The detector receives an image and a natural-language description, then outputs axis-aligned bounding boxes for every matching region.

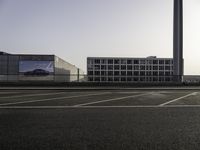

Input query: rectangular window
[94,65,100,70]
[165,60,171,64]
[121,65,126,70]
[159,72,164,76]
[108,65,113,70]
[121,59,127,64]
[140,60,145,64]
[114,71,120,76]
[108,71,113,76]
[140,71,145,76]
[140,77,145,82]
[114,65,120,70]
[147,60,152,64]
[95,71,100,75]
[114,59,120,64]
[153,77,158,81]
[153,60,158,64]
[94,77,100,81]
[146,71,152,76]
[146,65,152,70]
[127,65,132,70]
[101,71,106,76]
[127,71,132,76]
[121,71,126,76]
[87,64,93,70]
[88,59,94,64]
[165,66,170,70]
[159,77,165,82]
[127,77,132,81]
[127,60,132,64]
[121,77,126,82]
[108,77,113,81]
[101,65,106,70]
[101,59,107,64]
[153,66,158,70]
[140,65,145,70]
[88,71,93,75]
[159,60,164,64]
[159,66,164,70]
[108,59,113,64]
[134,71,139,76]
[88,77,93,81]
[165,72,170,76]
[133,60,139,64]
[134,66,139,70]
[94,59,100,64]
[153,71,158,76]
[114,77,120,82]
[101,77,107,82]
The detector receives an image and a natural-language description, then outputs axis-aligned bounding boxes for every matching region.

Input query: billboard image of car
[19,61,54,76]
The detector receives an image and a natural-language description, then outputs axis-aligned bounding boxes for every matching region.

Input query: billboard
[19,61,54,76]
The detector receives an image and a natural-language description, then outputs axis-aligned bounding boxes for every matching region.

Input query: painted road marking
[0,92,110,106]
[74,93,151,107]
[0,105,158,109]
[0,92,24,94]
[0,92,70,99]
[2,104,200,109]
[159,92,198,106]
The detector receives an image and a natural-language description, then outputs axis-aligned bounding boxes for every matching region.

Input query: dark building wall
[0,52,84,82]
[0,55,8,81]
[8,55,19,81]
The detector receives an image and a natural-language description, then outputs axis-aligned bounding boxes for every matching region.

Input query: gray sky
[0,0,200,74]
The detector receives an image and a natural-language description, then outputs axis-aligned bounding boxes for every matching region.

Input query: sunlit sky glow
[0,0,200,74]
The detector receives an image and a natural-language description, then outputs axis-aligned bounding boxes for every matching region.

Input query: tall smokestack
[173,0,183,82]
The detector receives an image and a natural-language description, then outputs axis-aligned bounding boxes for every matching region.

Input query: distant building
[0,51,84,82]
[87,57,173,82]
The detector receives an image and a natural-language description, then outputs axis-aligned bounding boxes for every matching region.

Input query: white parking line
[0,92,69,99]
[0,105,157,109]
[0,92,24,94]
[74,93,151,107]
[159,92,198,106]
[0,92,110,106]
[2,104,200,109]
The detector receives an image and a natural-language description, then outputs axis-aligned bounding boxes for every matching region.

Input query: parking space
[167,92,200,105]
[0,91,108,106]
[89,92,191,106]
[8,92,132,106]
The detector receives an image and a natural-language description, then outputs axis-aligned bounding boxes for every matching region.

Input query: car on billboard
[24,69,50,76]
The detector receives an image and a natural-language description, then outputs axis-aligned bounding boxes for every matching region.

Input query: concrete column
[173,0,183,82]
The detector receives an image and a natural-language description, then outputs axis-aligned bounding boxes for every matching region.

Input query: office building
[0,51,84,82]
[87,56,173,82]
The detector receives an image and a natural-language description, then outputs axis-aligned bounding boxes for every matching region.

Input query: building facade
[0,51,84,82]
[87,57,173,82]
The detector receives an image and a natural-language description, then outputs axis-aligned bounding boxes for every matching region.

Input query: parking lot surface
[1,89,200,150]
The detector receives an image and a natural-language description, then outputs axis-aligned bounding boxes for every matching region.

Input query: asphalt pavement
[1,89,200,150]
